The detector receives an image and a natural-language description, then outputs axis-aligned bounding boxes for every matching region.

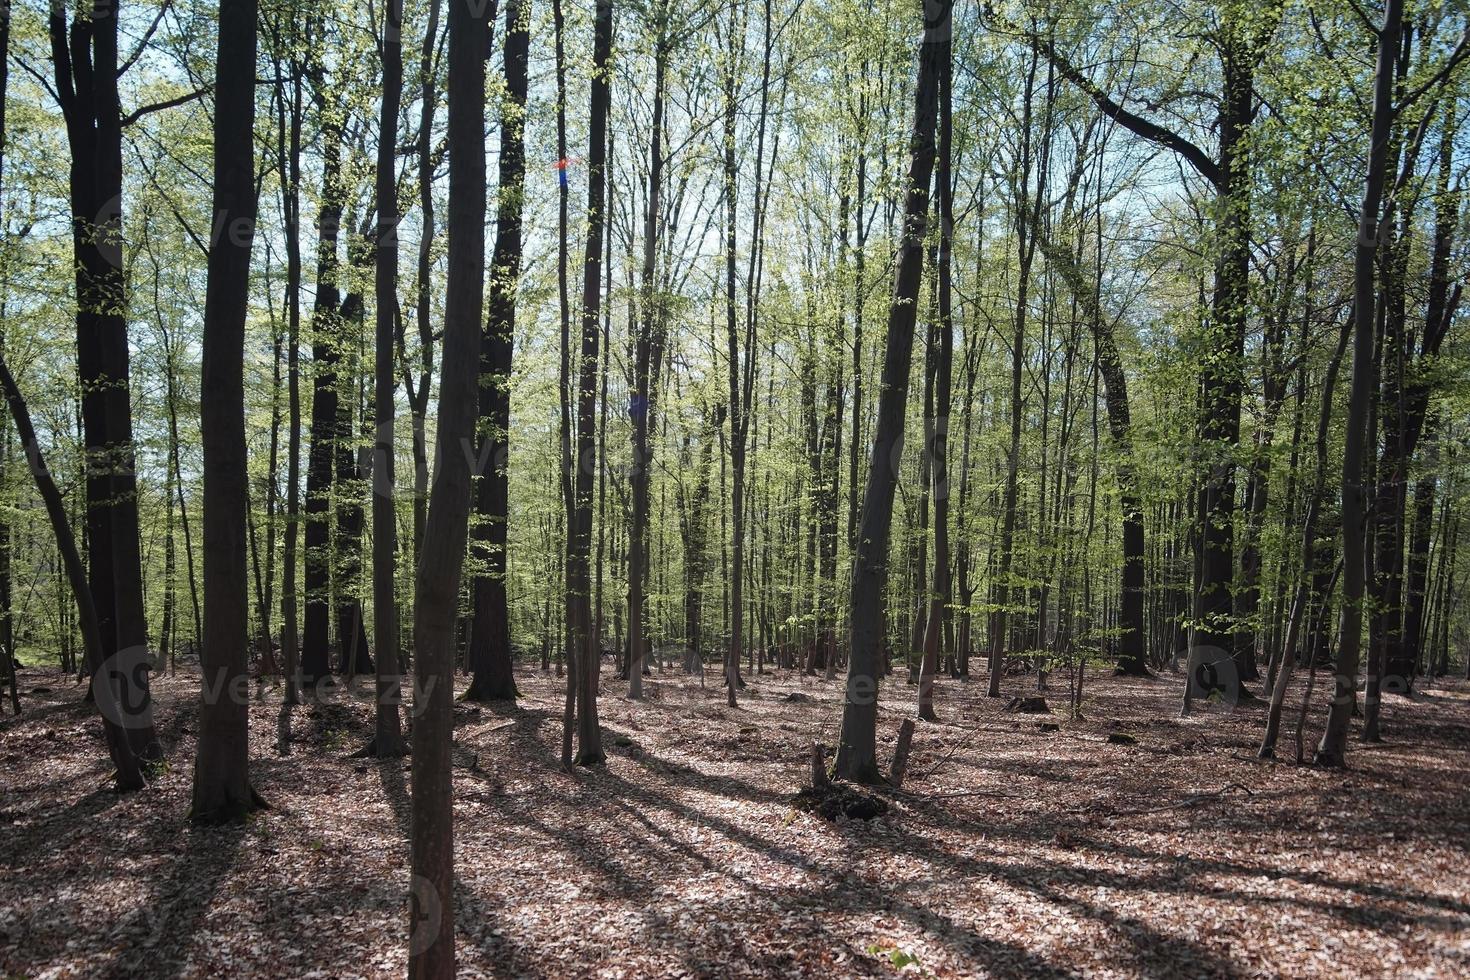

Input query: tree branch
[120,86,209,128]
[1016,27,1222,187]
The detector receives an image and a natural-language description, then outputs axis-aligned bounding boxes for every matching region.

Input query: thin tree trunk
[191,0,265,822]
[568,0,612,766]
[835,0,947,784]
[276,38,305,706]
[1316,0,1403,768]
[369,0,407,757]
[1261,317,1351,758]
[407,0,488,968]
[918,38,953,723]
[552,0,579,766]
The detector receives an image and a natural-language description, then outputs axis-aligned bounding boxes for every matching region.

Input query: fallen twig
[1107,782,1254,817]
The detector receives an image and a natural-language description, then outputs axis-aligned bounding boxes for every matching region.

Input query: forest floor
[1,659,1468,978]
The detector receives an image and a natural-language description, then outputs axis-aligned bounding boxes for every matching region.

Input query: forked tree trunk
[50,0,160,763]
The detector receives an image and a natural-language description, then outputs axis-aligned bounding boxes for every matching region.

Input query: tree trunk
[273,40,306,705]
[408,0,489,968]
[466,0,527,704]
[552,0,578,767]
[918,38,953,723]
[334,259,373,679]
[1316,0,1403,768]
[300,99,343,688]
[568,0,612,766]
[191,0,265,822]
[835,0,947,784]
[49,0,160,763]
[369,0,407,757]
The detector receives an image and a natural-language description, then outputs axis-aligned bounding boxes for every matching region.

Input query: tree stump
[890,719,916,788]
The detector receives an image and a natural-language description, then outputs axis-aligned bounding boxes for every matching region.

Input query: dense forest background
[3,0,1467,715]
[2,0,1470,972]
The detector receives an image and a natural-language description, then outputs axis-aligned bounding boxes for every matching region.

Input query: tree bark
[466,0,526,704]
[49,0,160,763]
[918,36,953,723]
[191,0,265,822]
[1316,0,1403,768]
[369,0,408,757]
[300,97,343,688]
[408,0,489,968]
[835,0,947,784]
[568,0,612,766]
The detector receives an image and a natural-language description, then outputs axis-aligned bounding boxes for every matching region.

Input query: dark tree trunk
[0,3,13,715]
[408,0,489,969]
[466,0,526,704]
[335,261,373,679]
[918,37,953,723]
[835,0,947,784]
[50,0,159,762]
[1316,0,1403,768]
[369,0,407,757]
[191,0,266,822]
[551,0,578,767]
[300,106,343,688]
[568,0,612,766]
[272,40,306,705]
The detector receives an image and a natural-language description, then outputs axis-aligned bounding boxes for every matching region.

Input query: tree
[1018,4,1279,705]
[49,0,160,762]
[191,0,266,823]
[917,13,954,722]
[568,0,613,766]
[467,0,527,704]
[300,68,346,688]
[408,0,489,969]
[368,0,408,757]
[1316,0,1404,769]
[835,0,948,784]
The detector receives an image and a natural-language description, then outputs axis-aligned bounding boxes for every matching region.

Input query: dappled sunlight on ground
[2,661,1468,977]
